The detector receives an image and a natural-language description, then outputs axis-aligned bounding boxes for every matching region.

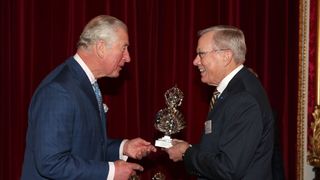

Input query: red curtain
[0,0,299,179]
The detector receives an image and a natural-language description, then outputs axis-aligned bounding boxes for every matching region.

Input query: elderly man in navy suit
[21,15,156,180]
[165,26,274,179]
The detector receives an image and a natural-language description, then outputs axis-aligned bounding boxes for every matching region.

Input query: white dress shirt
[216,64,244,95]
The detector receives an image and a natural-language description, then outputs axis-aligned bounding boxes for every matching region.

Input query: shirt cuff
[119,139,128,161]
[107,162,115,180]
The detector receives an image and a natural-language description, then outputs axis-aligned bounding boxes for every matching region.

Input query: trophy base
[155,135,172,148]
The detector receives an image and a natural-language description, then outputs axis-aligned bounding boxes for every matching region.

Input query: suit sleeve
[183,94,264,179]
[30,83,108,179]
[105,139,122,161]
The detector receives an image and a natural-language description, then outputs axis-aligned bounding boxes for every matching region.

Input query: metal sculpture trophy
[154,86,185,148]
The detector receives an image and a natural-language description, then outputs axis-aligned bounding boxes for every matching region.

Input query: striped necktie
[209,90,220,111]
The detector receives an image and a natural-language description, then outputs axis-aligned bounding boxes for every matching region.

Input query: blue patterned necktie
[92,81,107,137]
[92,81,104,118]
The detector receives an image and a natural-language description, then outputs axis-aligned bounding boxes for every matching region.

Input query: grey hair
[198,25,247,63]
[77,15,127,49]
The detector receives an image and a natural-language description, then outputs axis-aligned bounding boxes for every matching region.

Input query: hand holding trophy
[154,86,185,148]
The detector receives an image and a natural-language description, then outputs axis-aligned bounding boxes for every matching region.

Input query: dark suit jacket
[184,67,274,180]
[21,57,122,179]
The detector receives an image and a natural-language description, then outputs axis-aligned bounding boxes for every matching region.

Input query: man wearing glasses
[165,25,274,180]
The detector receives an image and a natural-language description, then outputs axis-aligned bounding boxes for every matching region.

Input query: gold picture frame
[308,0,320,169]
[299,0,320,179]
[297,0,309,179]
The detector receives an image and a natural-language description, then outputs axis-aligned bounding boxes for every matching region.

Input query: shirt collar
[216,64,244,94]
[74,53,96,84]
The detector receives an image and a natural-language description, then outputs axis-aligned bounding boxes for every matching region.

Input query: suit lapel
[66,59,98,108]
[66,58,106,139]
[209,68,247,114]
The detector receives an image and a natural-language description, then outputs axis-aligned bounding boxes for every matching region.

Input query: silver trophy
[155,86,185,148]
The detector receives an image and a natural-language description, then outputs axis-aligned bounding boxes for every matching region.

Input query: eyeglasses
[196,49,229,59]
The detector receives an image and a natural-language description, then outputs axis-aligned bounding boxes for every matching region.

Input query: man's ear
[223,50,233,66]
[95,40,105,59]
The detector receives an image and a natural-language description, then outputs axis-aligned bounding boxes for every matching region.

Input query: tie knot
[92,81,99,89]
[92,81,101,93]
[92,81,102,102]
[209,90,220,111]
[213,90,220,100]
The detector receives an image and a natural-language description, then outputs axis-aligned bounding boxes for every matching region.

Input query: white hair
[77,15,127,49]
[198,25,247,63]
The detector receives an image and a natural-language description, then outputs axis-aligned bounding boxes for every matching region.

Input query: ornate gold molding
[297,0,309,179]
[308,0,320,168]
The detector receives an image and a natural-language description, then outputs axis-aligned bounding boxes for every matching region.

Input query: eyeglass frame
[196,48,230,59]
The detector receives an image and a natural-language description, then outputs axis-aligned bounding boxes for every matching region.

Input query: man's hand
[124,137,157,159]
[164,139,190,162]
[114,160,143,180]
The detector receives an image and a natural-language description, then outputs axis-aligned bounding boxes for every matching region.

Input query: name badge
[205,120,212,134]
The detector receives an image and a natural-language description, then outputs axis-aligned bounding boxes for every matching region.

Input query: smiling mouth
[198,67,206,73]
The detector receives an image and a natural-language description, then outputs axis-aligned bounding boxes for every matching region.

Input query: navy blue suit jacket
[21,57,122,179]
[184,67,274,180]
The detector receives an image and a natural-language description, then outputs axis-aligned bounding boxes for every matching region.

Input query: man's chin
[200,77,208,84]
[201,78,215,86]
[111,74,120,78]
[106,73,120,78]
